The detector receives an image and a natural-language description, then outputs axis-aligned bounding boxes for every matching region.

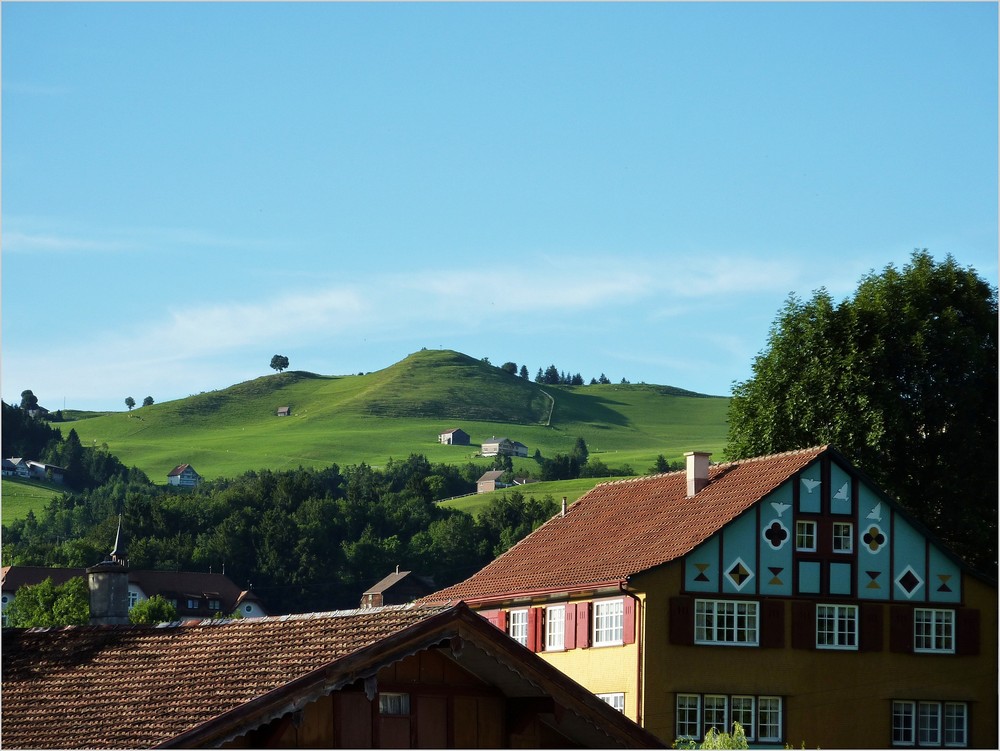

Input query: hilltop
[53,349,730,481]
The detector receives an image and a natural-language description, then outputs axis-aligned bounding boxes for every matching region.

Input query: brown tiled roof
[1,605,444,749]
[426,447,829,603]
[2,603,667,749]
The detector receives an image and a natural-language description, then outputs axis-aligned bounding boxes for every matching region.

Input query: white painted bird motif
[834,482,850,501]
[770,502,791,517]
[801,478,820,494]
[866,502,882,522]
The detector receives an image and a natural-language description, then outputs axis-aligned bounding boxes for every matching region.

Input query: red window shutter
[576,601,592,648]
[889,606,912,653]
[859,602,884,652]
[791,601,815,650]
[479,609,501,629]
[528,607,544,652]
[760,600,785,648]
[956,608,980,656]
[496,609,508,634]
[623,597,637,645]
[564,603,577,650]
[668,597,694,646]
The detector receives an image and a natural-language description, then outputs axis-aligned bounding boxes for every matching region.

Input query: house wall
[222,646,581,748]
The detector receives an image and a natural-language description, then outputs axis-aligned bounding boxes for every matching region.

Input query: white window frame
[695,599,759,646]
[703,695,728,735]
[833,521,854,553]
[508,608,528,646]
[596,692,625,713]
[731,695,755,740]
[796,520,817,551]
[545,605,565,651]
[676,694,701,740]
[758,696,783,743]
[592,598,624,647]
[816,603,858,650]
[919,702,941,746]
[914,608,955,654]
[893,701,916,746]
[892,701,968,748]
[944,703,968,747]
[378,692,410,716]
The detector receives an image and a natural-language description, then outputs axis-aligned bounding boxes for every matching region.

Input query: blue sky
[3,2,997,413]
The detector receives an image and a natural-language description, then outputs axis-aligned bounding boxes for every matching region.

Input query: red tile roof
[426,446,829,603]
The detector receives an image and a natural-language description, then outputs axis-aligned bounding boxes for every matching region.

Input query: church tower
[86,515,130,625]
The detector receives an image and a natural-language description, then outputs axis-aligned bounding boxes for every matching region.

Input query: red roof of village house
[426,446,830,603]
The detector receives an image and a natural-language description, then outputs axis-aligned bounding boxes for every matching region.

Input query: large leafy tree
[270,354,290,372]
[129,595,178,625]
[726,250,997,573]
[5,577,90,628]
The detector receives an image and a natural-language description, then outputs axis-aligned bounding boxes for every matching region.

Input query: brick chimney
[87,516,130,626]
[685,451,712,497]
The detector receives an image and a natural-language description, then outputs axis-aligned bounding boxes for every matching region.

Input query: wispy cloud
[2,221,273,254]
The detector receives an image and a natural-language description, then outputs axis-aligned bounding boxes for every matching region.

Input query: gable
[681,451,966,603]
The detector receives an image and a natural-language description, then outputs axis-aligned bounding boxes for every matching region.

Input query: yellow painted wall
[632,563,997,749]
[531,596,643,723]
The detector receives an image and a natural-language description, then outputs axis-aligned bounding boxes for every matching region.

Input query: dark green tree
[142,396,154,407]
[500,361,518,376]
[5,576,90,627]
[726,250,997,572]
[519,365,529,379]
[129,594,178,625]
[124,396,136,411]
[19,390,39,411]
[270,354,290,372]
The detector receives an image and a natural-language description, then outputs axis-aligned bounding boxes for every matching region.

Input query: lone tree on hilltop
[142,396,154,407]
[270,354,290,373]
[124,396,136,411]
[19,390,39,411]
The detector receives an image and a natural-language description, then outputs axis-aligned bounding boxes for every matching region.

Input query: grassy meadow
[2,478,66,526]
[36,349,731,487]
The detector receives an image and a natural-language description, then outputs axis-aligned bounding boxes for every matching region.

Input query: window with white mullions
[703,695,728,735]
[817,604,858,650]
[833,521,854,553]
[596,692,625,713]
[919,703,942,746]
[676,694,701,740]
[731,696,755,740]
[914,609,955,653]
[944,703,968,747]
[758,697,782,743]
[695,600,759,645]
[892,701,968,748]
[508,609,528,646]
[796,520,817,551]
[545,605,565,651]
[593,599,624,646]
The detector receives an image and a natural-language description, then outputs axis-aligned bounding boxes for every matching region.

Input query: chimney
[87,515,131,625]
[685,451,712,497]
[561,496,567,516]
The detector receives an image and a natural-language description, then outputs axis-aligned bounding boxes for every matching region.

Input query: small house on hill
[439,428,470,445]
[361,568,436,608]
[477,470,507,494]
[481,437,528,458]
[167,464,202,487]
[276,406,291,417]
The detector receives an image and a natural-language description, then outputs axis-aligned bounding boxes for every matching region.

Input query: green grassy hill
[1,478,66,526]
[51,349,730,483]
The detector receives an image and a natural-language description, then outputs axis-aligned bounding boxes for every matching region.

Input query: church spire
[110,514,127,566]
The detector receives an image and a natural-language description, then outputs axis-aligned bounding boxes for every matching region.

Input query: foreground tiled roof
[427,447,829,602]
[1,605,444,749]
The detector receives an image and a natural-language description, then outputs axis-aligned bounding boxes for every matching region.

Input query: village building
[361,568,436,609]
[438,427,470,445]
[167,463,203,487]
[481,436,529,458]
[1,602,665,749]
[1,565,268,625]
[422,446,997,749]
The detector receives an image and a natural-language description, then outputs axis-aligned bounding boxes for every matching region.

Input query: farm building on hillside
[438,428,470,445]
[422,446,997,749]
[481,437,528,458]
[1,603,666,749]
[276,406,291,417]
[167,464,202,487]
[476,470,508,494]
[2,458,31,478]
